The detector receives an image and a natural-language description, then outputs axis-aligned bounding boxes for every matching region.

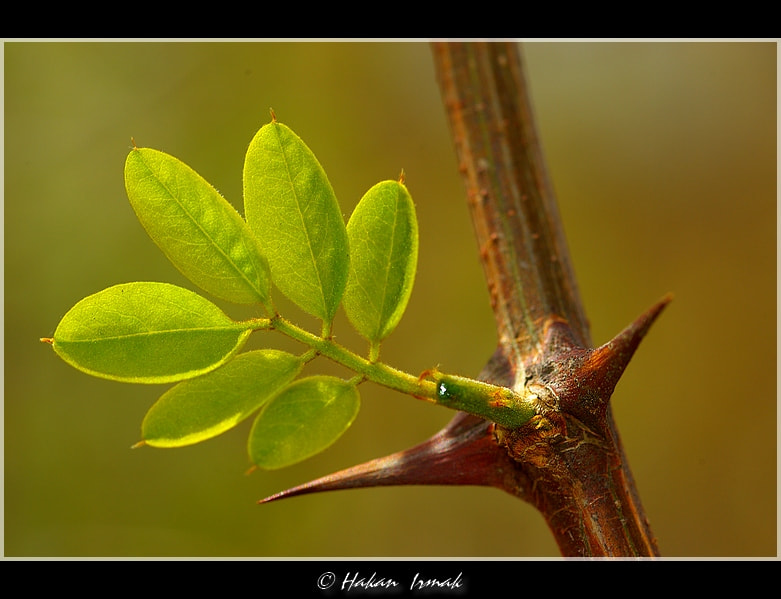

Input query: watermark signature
[316,570,465,594]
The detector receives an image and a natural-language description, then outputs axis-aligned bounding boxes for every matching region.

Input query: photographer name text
[317,570,465,592]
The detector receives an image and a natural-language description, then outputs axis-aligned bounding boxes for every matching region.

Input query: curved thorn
[259,412,514,504]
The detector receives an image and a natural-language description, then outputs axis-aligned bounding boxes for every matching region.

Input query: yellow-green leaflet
[125,147,273,311]
[50,282,259,384]
[248,376,360,469]
[243,121,349,325]
[142,350,304,447]
[343,180,418,346]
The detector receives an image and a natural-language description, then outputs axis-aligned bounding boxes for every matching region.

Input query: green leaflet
[343,180,418,348]
[125,147,273,312]
[243,121,349,325]
[248,376,360,469]
[142,350,304,447]
[50,282,259,384]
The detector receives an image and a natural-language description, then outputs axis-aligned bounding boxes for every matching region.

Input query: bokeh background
[4,41,776,557]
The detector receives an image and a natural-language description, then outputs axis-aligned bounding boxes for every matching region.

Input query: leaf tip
[40,337,54,345]
[398,168,406,185]
[130,137,138,151]
[245,464,259,476]
[131,440,147,449]
[269,107,277,123]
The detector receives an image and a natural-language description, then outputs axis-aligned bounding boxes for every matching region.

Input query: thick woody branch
[432,42,591,368]
[432,41,663,557]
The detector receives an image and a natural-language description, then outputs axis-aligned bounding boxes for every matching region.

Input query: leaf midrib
[58,324,248,344]
[374,192,401,338]
[274,126,328,318]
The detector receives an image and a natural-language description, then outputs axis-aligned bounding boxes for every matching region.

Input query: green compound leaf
[248,376,360,470]
[343,180,418,348]
[243,121,349,325]
[142,350,304,448]
[125,147,273,312]
[50,282,258,384]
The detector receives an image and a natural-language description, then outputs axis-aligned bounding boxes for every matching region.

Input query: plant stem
[432,41,661,557]
[433,42,590,356]
[271,315,437,398]
[268,315,535,427]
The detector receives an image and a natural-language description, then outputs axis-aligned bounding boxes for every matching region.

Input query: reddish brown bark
[431,41,663,556]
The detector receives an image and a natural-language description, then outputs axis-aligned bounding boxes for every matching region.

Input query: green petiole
[256,315,538,428]
[267,315,438,402]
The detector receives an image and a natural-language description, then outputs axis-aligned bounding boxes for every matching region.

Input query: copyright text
[316,570,465,593]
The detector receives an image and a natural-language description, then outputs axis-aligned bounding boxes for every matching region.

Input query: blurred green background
[4,41,776,557]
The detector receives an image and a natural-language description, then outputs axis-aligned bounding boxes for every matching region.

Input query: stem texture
[432,41,661,557]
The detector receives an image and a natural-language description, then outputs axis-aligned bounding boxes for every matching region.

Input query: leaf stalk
[268,315,535,427]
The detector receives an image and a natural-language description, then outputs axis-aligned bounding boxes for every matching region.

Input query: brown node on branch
[522,293,673,432]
